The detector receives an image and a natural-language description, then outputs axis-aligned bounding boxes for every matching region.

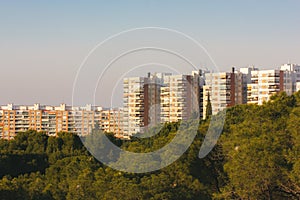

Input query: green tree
[205,92,212,119]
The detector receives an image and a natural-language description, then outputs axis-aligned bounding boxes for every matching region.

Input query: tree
[205,92,212,119]
[0,95,299,200]
[216,92,299,199]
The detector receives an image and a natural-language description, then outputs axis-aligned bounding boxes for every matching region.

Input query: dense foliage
[0,92,299,199]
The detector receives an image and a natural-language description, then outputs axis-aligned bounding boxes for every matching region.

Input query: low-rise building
[0,104,124,140]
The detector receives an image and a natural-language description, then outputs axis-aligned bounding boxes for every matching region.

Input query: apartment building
[247,69,284,105]
[144,73,165,129]
[123,73,169,136]
[160,72,202,123]
[203,68,247,118]
[4,65,300,139]
[123,76,146,136]
[240,66,259,83]
[99,108,124,138]
[122,71,203,136]
[0,104,124,140]
[280,63,300,95]
[67,104,98,136]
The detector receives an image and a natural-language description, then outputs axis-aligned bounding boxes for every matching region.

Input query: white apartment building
[123,71,203,136]
[247,69,284,105]
[240,66,259,83]
[123,76,146,136]
[123,73,168,136]
[160,72,201,123]
[280,63,300,95]
[203,68,247,118]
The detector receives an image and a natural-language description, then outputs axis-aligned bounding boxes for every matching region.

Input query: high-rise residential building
[236,71,248,105]
[282,70,294,96]
[239,66,259,83]
[160,72,202,123]
[195,70,206,119]
[280,63,300,81]
[0,104,124,140]
[123,76,145,136]
[144,73,165,129]
[280,63,300,95]
[239,66,259,104]
[247,69,284,105]
[123,73,167,136]
[203,68,247,118]
[123,71,203,135]
[5,65,300,140]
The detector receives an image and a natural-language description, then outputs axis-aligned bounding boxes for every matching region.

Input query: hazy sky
[0,1,299,106]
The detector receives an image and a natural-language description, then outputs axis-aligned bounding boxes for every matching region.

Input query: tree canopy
[0,91,299,199]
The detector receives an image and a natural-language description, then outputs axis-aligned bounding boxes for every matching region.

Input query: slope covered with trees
[0,92,299,199]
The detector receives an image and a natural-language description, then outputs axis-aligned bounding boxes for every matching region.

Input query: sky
[0,1,299,106]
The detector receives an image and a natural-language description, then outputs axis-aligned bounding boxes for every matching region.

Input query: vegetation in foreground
[0,92,299,199]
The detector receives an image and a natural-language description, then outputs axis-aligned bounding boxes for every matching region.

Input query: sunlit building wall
[203,68,247,118]
[0,104,124,139]
[247,70,284,105]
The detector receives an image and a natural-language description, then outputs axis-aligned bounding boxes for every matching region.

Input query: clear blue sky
[0,1,299,106]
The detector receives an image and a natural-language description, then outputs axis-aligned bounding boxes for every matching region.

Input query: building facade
[3,64,300,139]
[123,71,203,135]
[247,69,284,105]
[99,108,124,138]
[123,76,146,136]
[0,104,124,140]
[203,68,247,118]
[160,72,201,123]
[122,73,167,136]
[280,63,300,95]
